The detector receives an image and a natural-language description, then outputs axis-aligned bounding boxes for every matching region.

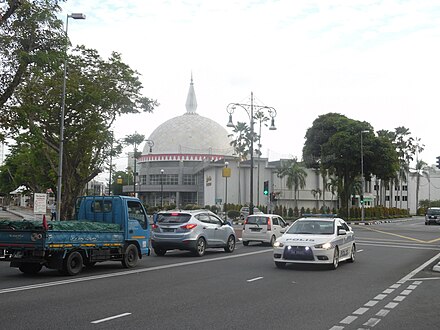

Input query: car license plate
[162,228,175,232]
[251,227,261,232]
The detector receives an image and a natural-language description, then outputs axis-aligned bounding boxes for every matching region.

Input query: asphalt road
[1,216,439,330]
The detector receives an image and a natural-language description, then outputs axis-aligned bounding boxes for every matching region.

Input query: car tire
[348,244,356,263]
[269,235,276,246]
[330,247,339,270]
[242,240,249,246]
[224,235,235,253]
[122,244,139,268]
[275,261,286,269]
[63,251,84,276]
[154,248,167,256]
[193,237,206,257]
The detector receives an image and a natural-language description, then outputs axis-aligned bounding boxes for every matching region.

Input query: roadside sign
[34,193,47,215]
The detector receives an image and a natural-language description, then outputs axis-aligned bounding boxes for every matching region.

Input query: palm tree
[276,158,307,209]
[414,159,427,211]
[326,176,338,208]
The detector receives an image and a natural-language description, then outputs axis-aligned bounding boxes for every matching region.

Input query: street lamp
[160,169,164,208]
[360,130,369,221]
[226,92,277,216]
[56,12,86,221]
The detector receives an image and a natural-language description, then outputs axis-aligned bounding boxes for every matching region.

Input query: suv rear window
[246,216,268,225]
[157,213,191,224]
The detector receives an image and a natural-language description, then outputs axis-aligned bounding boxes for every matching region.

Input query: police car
[273,215,355,269]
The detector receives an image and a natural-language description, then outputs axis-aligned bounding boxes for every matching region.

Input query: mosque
[123,76,440,215]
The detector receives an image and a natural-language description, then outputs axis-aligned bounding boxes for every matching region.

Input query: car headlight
[273,241,284,248]
[314,242,332,249]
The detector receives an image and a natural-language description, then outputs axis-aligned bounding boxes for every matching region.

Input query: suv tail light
[180,224,197,230]
[267,218,272,231]
[243,217,248,229]
[152,223,159,230]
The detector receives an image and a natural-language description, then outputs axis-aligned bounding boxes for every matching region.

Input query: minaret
[185,73,197,114]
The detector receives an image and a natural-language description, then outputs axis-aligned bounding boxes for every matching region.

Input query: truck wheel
[122,244,139,268]
[63,251,84,276]
[19,263,42,275]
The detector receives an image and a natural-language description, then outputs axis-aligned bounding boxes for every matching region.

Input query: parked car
[242,214,288,246]
[239,206,263,220]
[151,209,236,257]
[425,207,440,225]
[273,214,355,270]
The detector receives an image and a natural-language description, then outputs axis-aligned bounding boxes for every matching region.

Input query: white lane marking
[394,296,406,302]
[91,312,131,324]
[406,285,417,290]
[358,242,440,251]
[390,284,401,289]
[353,307,369,315]
[357,249,364,252]
[400,289,412,295]
[364,300,378,307]
[413,280,422,285]
[374,294,387,300]
[247,276,263,282]
[340,316,357,324]
[383,289,394,294]
[363,318,381,327]
[0,249,273,295]
[397,252,440,283]
[376,309,390,317]
[329,326,344,330]
[411,277,440,281]
[385,302,398,309]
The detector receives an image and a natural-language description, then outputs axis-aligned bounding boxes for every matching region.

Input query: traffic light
[360,195,364,205]
[437,156,440,169]
[263,180,269,195]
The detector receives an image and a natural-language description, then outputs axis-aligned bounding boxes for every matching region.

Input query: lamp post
[360,130,369,222]
[56,13,86,221]
[226,92,277,216]
[160,169,164,208]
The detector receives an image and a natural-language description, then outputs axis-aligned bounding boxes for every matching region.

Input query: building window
[183,174,197,185]
[385,185,390,190]
[402,185,407,191]
[385,196,390,201]
[402,196,408,201]
[181,192,197,205]
[395,196,400,201]
[395,186,400,191]
[374,184,379,191]
[149,174,178,185]
[140,175,147,185]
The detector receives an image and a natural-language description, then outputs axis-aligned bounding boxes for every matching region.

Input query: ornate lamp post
[223,161,231,221]
[56,13,86,221]
[226,92,277,216]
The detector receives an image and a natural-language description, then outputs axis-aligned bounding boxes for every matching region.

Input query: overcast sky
[60,0,440,174]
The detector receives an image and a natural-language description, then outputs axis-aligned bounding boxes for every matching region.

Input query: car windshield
[246,216,268,225]
[427,209,440,215]
[157,213,191,224]
[286,220,334,235]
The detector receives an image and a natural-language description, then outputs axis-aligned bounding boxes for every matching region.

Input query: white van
[242,214,288,246]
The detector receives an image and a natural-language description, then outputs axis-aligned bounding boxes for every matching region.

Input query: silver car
[151,210,236,256]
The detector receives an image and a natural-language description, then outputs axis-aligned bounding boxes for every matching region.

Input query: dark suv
[425,207,440,225]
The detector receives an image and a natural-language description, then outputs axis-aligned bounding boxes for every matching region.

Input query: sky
[59,0,440,177]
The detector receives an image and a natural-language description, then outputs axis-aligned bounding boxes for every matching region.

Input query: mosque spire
[185,73,197,114]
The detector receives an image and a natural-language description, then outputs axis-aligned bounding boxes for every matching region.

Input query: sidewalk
[2,206,49,220]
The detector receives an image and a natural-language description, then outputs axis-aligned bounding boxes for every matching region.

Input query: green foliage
[227,209,240,219]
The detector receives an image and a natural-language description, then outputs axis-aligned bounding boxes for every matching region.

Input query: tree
[0,0,65,131]
[302,113,399,217]
[123,132,145,192]
[2,46,158,219]
[276,158,307,209]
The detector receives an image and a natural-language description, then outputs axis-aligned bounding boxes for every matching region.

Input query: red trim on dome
[138,154,225,162]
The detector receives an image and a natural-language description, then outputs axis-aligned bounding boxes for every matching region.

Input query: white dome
[143,113,233,155]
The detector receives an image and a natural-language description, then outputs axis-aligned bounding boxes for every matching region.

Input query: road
[0,216,439,330]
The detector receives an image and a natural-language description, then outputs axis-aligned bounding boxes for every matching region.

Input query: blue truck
[0,196,150,275]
